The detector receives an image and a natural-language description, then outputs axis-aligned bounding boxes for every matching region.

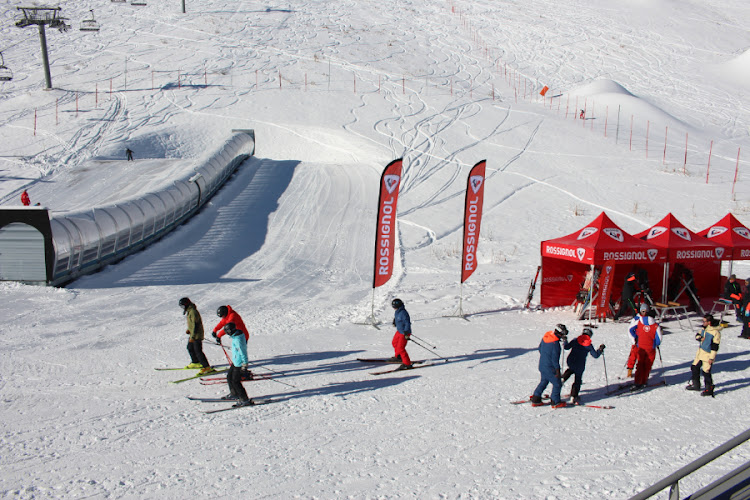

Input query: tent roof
[634,213,727,261]
[697,213,750,260]
[540,212,666,265]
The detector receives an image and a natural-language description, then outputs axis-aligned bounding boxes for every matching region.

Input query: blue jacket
[394,306,411,335]
[564,334,601,372]
[538,331,561,373]
[231,332,248,367]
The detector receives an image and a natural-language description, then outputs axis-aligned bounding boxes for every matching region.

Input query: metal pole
[38,24,52,89]
[181,0,186,13]
[629,427,750,500]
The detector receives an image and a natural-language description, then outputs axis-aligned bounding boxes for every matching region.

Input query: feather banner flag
[461,160,486,283]
[372,158,403,288]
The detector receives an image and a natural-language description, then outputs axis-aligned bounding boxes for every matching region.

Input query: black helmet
[223,322,237,335]
[582,328,593,337]
[178,297,191,308]
[391,298,404,309]
[554,324,568,337]
[217,305,229,318]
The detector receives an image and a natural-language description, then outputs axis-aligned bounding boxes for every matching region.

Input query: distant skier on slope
[21,189,30,206]
[686,314,723,397]
[529,324,568,408]
[390,298,413,371]
[561,328,604,405]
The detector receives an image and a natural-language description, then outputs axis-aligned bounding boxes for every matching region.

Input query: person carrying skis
[687,314,723,396]
[530,324,568,408]
[212,305,249,342]
[633,309,662,389]
[179,297,214,375]
[391,298,413,370]
[562,328,605,405]
[222,322,253,407]
[625,303,650,377]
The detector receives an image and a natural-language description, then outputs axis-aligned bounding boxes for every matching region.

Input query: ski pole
[410,334,436,349]
[409,338,449,361]
[602,352,610,393]
[657,347,668,385]
[249,362,286,376]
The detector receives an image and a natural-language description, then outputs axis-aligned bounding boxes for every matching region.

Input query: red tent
[634,213,725,304]
[540,212,666,307]
[697,213,750,261]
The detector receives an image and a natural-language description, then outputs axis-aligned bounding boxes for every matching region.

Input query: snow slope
[1,0,750,498]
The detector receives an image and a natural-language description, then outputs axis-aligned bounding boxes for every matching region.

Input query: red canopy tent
[540,212,666,307]
[697,213,750,261]
[634,213,726,305]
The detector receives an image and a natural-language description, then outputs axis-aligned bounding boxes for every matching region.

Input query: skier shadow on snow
[262,376,420,403]
[73,158,299,288]
[247,351,379,379]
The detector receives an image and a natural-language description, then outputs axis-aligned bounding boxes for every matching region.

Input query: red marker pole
[732,148,741,196]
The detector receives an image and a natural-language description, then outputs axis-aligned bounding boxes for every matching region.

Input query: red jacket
[213,306,249,341]
[21,191,30,206]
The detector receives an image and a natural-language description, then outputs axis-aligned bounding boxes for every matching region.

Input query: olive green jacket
[186,304,205,341]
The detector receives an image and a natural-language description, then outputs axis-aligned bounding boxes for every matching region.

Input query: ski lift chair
[79,10,100,31]
[0,53,12,81]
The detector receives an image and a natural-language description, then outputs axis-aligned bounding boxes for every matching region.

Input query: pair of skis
[606,380,667,395]
[199,373,274,385]
[187,396,278,414]
[357,358,430,375]
[510,396,614,410]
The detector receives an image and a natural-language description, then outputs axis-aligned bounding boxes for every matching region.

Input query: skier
[390,298,413,370]
[561,328,605,405]
[625,303,650,377]
[530,324,568,408]
[126,148,134,161]
[613,270,638,320]
[632,309,662,389]
[579,109,585,119]
[178,297,214,375]
[741,289,750,339]
[222,322,253,407]
[212,305,249,342]
[723,274,743,322]
[686,314,723,396]
[21,189,30,206]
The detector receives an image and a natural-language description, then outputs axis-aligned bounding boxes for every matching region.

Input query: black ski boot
[701,372,715,397]
[686,364,701,391]
[530,395,544,406]
[701,385,715,397]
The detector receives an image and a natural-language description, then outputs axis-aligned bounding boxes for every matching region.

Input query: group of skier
[177,298,254,408]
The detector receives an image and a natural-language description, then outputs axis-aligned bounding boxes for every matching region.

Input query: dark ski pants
[187,340,209,367]
[562,368,585,399]
[227,365,249,400]
[534,368,562,404]
[634,348,656,386]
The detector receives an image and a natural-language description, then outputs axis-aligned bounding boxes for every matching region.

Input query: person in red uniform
[633,309,662,389]
[212,305,249,342]
[21,190,30,206]
[626,303,650,377]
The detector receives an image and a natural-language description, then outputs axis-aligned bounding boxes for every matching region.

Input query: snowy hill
[1,0,750,497]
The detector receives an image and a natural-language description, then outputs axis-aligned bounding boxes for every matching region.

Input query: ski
[170,368,229,384]
[572,402,615,409]
[202,399,277,413]
[187,396,240,403]
[370,363,432,375]
[200,373,273,382]
[608,380,667,395]
[155,366,198,371]
[524,265,542,309]
[200,375,273,386]
[357,358,426,364]
[510,394,550,405]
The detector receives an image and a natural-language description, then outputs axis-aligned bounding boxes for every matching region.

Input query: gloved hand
[598,344,605,353]
[185,329,190,335]
[695,333,702,342]
[212,331,219,340]
[392,319,396,326]
[404,334,411,342]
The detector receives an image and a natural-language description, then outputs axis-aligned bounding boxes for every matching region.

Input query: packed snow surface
[1,0,750,498]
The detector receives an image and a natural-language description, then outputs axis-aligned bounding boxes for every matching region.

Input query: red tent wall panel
[540,257,588,307]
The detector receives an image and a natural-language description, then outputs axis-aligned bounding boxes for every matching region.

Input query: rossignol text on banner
[596,260,616,320]
[373,159,403,288]
[461,160,486,283]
